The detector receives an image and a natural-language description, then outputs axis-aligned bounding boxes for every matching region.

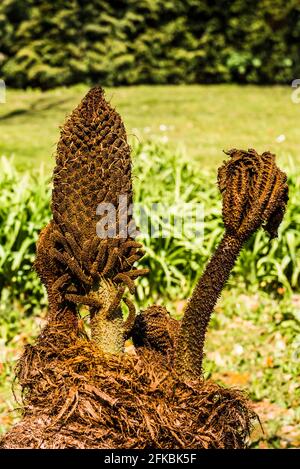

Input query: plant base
[1,324,256,449]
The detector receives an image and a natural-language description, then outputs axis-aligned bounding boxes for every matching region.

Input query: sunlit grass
[0,84,299,171]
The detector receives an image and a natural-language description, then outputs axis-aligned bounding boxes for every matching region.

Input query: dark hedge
[0,0,299,88]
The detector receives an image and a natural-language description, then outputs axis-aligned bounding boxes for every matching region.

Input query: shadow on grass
[0,97,71,121]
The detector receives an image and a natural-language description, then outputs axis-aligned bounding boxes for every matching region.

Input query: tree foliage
[0,0,299,88]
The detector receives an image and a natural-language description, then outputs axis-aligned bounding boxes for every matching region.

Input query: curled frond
[218,148,288,240]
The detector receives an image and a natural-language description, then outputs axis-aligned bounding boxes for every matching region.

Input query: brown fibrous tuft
[1,325,256,449]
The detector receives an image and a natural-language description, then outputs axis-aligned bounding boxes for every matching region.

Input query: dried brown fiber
[1,324,255,449]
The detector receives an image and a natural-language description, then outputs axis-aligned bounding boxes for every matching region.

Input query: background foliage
[0,142,299,316]
[0,0,300,88]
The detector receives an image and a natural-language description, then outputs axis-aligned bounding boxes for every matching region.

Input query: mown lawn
[0,84,299,170]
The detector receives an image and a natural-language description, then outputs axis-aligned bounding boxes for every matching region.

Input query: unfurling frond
[218,148,288,240]
[175,148,288,380]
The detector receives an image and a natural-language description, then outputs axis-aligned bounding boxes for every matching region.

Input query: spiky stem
[175,233,243,381]
[90,307,125,354]
[89,278,126,354]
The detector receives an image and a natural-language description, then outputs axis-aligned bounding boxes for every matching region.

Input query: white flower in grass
[214,351,226,367]
[276,134,286,143]
[159,124,168,131]
[275,339,286,351]
[233,344,244,356]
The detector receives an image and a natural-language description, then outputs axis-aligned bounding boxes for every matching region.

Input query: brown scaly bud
[35,87,148,349]
[131,305,180,359]
[218,149,288,240]
[175,149,288,381]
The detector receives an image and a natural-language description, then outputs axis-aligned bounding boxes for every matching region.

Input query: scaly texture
[175,149,288,381]
[34,87,148,350]
[218,149,288,241]
[132,305,180,360]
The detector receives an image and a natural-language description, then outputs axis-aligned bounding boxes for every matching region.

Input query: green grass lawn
[0,84,299,171]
